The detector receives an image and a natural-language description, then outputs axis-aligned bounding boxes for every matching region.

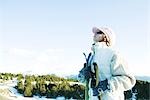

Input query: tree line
[0,73,149,99]
[0,73,85,99]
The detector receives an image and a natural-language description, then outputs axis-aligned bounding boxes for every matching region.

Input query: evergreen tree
[24,81,33,97]
[17,81,24,94]
[39,80,46,96]
[17,74,24,81]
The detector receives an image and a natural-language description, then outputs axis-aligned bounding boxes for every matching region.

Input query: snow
[16,96,66,100]
[0,81,67,100]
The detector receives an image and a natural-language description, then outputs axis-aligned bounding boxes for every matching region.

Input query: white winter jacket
[90,42,136,100]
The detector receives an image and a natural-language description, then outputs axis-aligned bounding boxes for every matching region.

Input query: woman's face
[93,33,105,42]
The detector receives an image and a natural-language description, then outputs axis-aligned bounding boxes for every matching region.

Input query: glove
[92,79,109,96]
[78,63,92,81]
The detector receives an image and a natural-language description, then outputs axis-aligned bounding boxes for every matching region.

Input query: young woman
[79,27,136,100]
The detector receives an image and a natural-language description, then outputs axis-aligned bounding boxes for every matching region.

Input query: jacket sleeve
[108,52,136,92]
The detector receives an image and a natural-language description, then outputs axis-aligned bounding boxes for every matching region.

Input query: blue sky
[0,0,149,76]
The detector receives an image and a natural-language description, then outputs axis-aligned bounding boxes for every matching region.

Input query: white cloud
[128,59,150,76]
[0,48,84,76]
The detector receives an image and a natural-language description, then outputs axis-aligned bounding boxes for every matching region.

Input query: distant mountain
[135,76,150,82]
[65,74,78,80]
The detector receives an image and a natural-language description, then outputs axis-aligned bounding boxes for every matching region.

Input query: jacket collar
[94,42,108,48]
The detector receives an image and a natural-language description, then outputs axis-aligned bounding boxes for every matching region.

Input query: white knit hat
[92,27,116,46]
